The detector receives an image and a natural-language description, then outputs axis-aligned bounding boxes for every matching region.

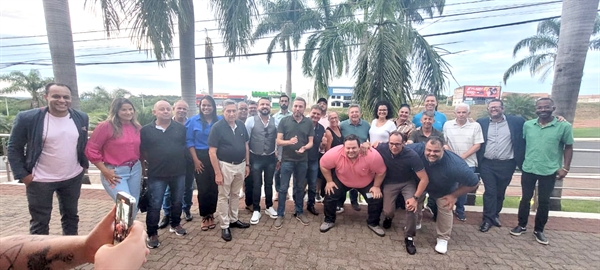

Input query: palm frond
[127,0,179,63]
[211,0,258,60]
[410,29,451,99]
[537,18,561,37]
[503,53,555,83]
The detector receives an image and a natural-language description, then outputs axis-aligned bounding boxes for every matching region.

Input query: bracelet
[561,167,569,173]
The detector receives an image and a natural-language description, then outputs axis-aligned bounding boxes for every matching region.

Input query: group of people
[6,83,573,262]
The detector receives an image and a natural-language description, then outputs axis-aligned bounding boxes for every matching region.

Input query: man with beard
[159,100,194,229]
[406,137,479,254]
[245,97,279,224]
[275,97,314,228]
[306,105,327,216]
[248,100,258,117]
[273,94,292,201]
[317,98,329,129]
[510,98,573,245]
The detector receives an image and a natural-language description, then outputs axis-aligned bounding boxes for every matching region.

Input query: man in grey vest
[245,97,279,224]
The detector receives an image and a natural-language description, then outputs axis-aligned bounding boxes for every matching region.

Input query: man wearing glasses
[245,97,279,224]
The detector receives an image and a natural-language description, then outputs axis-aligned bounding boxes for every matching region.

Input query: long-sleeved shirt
[85,121,140,166]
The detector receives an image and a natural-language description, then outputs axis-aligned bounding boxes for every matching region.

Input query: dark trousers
[162,159,195,215]
[480,158,516,223]
[338,189,359,207]
[26,171,84,235]
[324,176,382,226]
[146,175,185,236]
[194,149,217,217]
[244,174,253,207]
[251,153,277,210]
[306,160,319,207]
[518,171,556,232]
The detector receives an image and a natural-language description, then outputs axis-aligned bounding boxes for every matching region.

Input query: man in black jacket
[7,83,89,235]
[476,99,525,232]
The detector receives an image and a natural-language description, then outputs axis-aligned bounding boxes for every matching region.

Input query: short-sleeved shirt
[186,115,222,149]
[375,143,424,184]
[278,116,314,162]
[208,119,249,163]
[272,110,292,125]
[340,119,370,143]
[394,119,416,139]
[408,127,445,144]
[308,123,325,161]
[406,143,479,198]
[140,121,187,177]
[320,145,386,189]
[412,111,447,131]
[443,120,484,167]
[369,119,397,143]
[522,117,574,176]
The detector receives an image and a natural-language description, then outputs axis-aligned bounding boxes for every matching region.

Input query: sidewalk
[1,183,599,269]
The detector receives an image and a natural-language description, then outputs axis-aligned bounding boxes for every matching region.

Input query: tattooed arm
[0,207,148,270]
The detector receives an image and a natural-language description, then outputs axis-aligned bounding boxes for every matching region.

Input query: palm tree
[178,0,197,115]
[80,86,132,112]
[0,70,53,109]
[503,15,600,84]
[205,29,215,95]
[501,94,536,120]
[252,0,320,97]
[42,0,81,109]
[548,0,600,211]
[352,0,451,114]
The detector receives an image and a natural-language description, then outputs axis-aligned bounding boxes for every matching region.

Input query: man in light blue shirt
[413,94,447,131]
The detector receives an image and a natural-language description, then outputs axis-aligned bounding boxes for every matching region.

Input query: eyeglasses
[389,143,403,148]
[488,106,503,110]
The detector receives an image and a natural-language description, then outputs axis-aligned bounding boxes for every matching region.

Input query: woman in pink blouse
[85,98,142,216]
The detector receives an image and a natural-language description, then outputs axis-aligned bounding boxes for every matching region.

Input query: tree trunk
[178,0,197,115]
[549,0,599,211]
[42,0,80,109]
[285,40,292,98]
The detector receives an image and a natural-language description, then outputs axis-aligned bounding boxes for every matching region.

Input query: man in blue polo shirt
[412,94,447,131]
[406,137,479,254]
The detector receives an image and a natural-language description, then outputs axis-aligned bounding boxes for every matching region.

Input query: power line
[2,13,569,68]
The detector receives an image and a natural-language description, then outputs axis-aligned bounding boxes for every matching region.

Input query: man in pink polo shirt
[319,134,387,236]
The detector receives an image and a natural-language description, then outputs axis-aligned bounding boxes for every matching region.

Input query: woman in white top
[369,100,397,144]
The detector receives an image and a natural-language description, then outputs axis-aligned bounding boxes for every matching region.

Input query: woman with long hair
[369,100,397,144]
[186,95,221,231]
[394,104,416,140]
[85,98,142,217]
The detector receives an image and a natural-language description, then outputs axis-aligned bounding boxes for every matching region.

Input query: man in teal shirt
[510,98,573,245]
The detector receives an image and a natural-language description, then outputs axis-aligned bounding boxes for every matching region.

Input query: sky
[0,0,599,100]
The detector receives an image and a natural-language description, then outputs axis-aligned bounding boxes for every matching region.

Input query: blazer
[7,107,89,180]
[476,114,526,169]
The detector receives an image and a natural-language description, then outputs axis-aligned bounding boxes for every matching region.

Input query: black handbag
[138,176,149,213]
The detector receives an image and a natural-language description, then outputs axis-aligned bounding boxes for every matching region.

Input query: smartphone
[366,192,373,199]
[114,191,136,244]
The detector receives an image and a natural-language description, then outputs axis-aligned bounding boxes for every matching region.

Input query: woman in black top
[324,112,344,151]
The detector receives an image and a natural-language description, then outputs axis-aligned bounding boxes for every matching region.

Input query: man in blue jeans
[159,100,194,229]
[275,97,314,229]
[141,101,188,249]
[306,105,327,216]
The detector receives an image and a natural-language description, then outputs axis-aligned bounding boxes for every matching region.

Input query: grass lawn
[573,127,600,138]
[474,196,600,214]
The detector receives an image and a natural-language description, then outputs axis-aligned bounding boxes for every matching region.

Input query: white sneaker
[250,211,261,225]
[264,207,278,219]
[239,190,245,199]
[435,239,448,254]
[416,223,422,230]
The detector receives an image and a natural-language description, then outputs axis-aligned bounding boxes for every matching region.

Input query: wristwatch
[413,195,420,200]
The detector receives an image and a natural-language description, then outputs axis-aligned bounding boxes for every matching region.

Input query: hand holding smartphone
[114,191,136,244]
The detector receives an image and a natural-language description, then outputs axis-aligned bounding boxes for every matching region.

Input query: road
[572,140,600,174]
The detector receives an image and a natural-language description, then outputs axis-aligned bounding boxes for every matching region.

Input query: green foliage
[136,106,156,126]
[338,112,349,122]
[0,69,53,109]
[502,94,537,120]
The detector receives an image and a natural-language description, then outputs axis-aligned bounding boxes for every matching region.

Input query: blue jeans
[101,161,142,219]
[252,153,277,210]
[306,160,319,207]
[277,161,307,216]
[146,175,185,236]
[162,160,194,215]
[454,167,476,218]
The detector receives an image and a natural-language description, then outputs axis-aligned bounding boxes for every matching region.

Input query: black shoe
[184,210,193,221]
[405,237,417,255]
[307,205,319,216]
[510,226,527,236]
[229,220,250,229]
[221,228,232,241]
[382,217,392,229]
[493,217,502,227]
[351,202,361,211]
[158,216,170,229]
[533,231,549,245]
[479,221,491,233]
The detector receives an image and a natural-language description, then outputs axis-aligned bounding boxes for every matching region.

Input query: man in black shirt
[275,97,314,229]
[375,131,429,255]
[306,105,326,216]
[208,100,251,241]
[140,100,188,249]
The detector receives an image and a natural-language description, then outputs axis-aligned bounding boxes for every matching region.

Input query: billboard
[463,86,501,98]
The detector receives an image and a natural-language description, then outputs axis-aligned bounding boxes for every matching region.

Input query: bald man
[141,100,188,249]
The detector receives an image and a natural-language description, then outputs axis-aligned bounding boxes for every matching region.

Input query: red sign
[464,86,501,98]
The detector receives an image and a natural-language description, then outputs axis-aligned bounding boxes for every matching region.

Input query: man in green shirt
[510,98,573,245]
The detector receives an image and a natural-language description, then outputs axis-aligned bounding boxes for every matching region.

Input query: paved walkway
[1,184,599,269]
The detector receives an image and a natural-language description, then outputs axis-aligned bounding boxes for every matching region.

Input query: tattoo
[26,247,74,270]
[0,243,23,270]
[8,236,58,243]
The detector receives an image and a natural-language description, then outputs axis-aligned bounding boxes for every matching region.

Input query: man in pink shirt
[319,134,387,236]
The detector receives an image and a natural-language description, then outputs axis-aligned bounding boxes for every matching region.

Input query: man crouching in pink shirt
[318,134,387,236]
